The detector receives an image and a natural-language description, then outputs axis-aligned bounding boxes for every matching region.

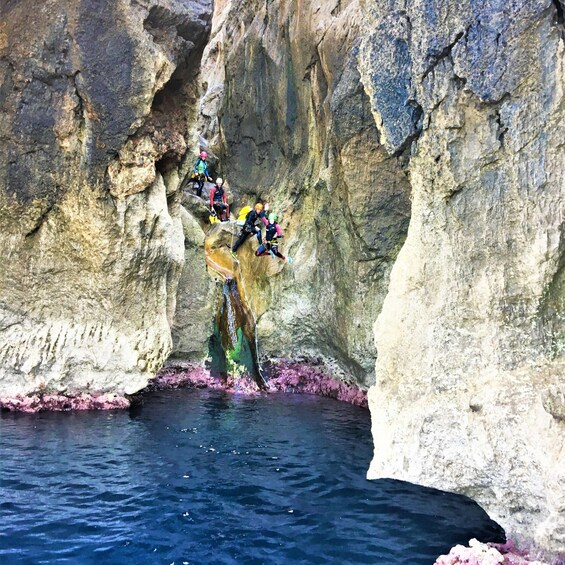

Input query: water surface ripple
[0,389,503,564]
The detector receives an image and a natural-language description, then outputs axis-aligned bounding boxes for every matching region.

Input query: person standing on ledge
[255,212,292,264]
[193,150,212,197]
[209,178,230,221]
[232,202,269,253]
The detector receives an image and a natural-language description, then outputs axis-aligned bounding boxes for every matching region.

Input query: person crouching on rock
[209,177,230,221]
[255,213,292,264]
[231,202,269,253]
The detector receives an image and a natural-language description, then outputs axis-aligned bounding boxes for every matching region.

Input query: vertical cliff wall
[1,0,563,554]
[358,0,565,555]
[198,0,411,386]
[0,0,212,399]
[196,0,564,554]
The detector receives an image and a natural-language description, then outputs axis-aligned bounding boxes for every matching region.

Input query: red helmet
[200,151,208,159]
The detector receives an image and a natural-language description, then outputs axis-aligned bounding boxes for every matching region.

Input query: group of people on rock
[191,151,292,264]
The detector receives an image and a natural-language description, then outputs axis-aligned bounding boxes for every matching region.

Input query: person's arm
[209,187,215,208]
[260,213,268,226]
[205,164,212,181]
[193,158,200,174]
[275,224,283,237]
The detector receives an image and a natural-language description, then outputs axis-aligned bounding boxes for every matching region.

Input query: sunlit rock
[0,0,212,400]
[360,0,565,556]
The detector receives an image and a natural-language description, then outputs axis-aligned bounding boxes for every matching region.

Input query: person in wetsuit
[209,177,230,221]
[255,213,292,263]
[193,151,212,197]
[231,202,269,253]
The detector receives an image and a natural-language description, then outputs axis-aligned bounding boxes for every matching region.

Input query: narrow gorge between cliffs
[0,0,563,563]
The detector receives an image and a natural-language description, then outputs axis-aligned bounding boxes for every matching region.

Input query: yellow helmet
[254,203,264,211]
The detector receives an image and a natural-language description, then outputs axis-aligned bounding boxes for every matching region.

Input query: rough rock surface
[0,0,212,399]
[198,0,411,386]
[359,0,565,556]
[169,206,213,361]
[2,0,564,558]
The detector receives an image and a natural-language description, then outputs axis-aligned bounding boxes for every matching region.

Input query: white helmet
[216,177,223,186]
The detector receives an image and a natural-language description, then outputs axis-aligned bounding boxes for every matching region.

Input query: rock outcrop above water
[359,0,565,557]
[0,0,212,400]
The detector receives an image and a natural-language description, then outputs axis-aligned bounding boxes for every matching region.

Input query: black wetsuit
[232,209,267,252]
[255,222,285,260]
[210,185,229,221]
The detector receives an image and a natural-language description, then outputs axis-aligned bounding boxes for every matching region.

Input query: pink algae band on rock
[0,393,130,413]
[0,361,367,413]
[155,360,368,408]
[266,360,368,408]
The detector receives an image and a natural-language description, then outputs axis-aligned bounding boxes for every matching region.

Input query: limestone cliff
[0,0,212,399]
[197,0,411,386]
[358,0,565,556]
[1,0,563,557]
[196,0,564,555]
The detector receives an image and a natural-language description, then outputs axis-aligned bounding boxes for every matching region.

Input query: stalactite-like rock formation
[0,0,212,400]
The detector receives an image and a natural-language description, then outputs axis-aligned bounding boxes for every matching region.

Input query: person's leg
[255,244,268,256]
[232,231,250,252]
[197,176,204,197]
[271,244,286,260]
[255,226,263,245]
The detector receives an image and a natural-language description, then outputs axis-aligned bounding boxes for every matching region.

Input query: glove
[210,209,216,216]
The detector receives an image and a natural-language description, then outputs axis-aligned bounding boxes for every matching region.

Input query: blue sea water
[0,389,503,564]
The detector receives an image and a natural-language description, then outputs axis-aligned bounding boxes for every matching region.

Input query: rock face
[358,0,565,556]
[169,206,213,362]
[0,0,212,399]
[198,0,411,386]
[1,0,563,557]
